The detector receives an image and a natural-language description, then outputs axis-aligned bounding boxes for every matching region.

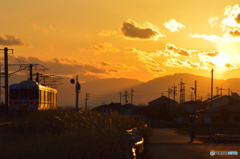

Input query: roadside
[146,128,240,159]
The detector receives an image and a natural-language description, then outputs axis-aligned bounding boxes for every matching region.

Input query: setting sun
[212,53,230,67]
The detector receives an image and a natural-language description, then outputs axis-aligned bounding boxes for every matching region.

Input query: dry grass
[0,109,150,159]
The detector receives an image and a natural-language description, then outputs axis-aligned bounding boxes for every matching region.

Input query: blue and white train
[9,80,57,111]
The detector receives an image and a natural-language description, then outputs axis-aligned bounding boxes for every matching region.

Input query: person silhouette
[189,118,196,142]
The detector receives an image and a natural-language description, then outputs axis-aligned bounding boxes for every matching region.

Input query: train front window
[29,89,39,99]
[10,89,19,99]
[20,89,28,99]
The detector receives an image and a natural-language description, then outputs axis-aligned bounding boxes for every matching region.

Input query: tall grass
[0,109,150,159]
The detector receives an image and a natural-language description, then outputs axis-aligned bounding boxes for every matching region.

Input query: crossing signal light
[70,79,75,84]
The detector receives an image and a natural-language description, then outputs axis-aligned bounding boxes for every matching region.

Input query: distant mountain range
[6,73,240,108]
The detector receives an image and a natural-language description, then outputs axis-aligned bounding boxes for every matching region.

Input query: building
[148,95,178,112]
[197,93,240,124]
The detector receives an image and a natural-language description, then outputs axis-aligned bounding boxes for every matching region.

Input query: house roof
[199,95,240,107]
[149,95,178,104]
[92,102,137,111]
[197,104,240,113]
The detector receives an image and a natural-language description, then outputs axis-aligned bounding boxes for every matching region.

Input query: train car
[9,80,57,112]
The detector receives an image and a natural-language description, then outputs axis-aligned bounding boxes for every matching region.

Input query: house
[200,95,240,110]
[182,100,202,115]
[148,95,178,112]
[196,93,240,124]
[197,104,240,124]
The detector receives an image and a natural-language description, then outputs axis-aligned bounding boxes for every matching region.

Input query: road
[147,128,240,159]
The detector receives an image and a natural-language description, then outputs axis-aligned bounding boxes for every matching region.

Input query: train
[9,80,57,112]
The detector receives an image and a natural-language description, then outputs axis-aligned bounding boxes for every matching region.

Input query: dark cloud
[227,29,240,37]
[235,13,240,24]
[99,61,111,66]
[148,67,165,73]
[108,69,119,72]
[166,43,178,52]
[91,42,119,54]
[225,63,237,70]
[186,60,199,68]
[165,43,191,56]
[120,19,163,40]
[0,34,25,46]
[178,48,191,56]
[16,56,107,75]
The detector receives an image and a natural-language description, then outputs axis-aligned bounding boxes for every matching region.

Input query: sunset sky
[1,0,240,83]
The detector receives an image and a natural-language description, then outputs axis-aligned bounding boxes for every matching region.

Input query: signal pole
[70,75,81,111]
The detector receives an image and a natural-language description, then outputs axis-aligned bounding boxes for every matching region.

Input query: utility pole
[124,89,128,105]
[85,92,89,110]
[207,93,210,99]
[190,92,194,101]
[219,86,225,96]
[210,69,213,143]
[172,84,177,114]
[29,64,33,81]
[179,79,185,116]
[1,48,13,117]
[166,86,172,99]
[119,92,122,105]
[194,80,197,128]
[130,88,134,104]
[4,48,8,116]
[228,88,231,96]
[0,63,2,104]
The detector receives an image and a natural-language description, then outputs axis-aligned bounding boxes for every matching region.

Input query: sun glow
[212,53,230,67]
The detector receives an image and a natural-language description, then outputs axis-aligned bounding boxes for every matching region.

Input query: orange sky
[1,1,240,82]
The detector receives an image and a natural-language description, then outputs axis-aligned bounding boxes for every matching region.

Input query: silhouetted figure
[189,118,196,142]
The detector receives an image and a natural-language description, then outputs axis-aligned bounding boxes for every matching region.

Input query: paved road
[147,128,240,159]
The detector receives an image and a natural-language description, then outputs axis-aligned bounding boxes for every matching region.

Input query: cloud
[91,42,119,54]
[165,43,191,56]
[235,13,240,24]
[99,29,117,36]
[0,34,25,46]
[227,29,240,37]
[125,47,166,66]
[146,65,166,77]
[225,63,238,70]
[221,4,240,29]
[198,50,219,57]
[208,17,219,28]
[163,58,201,69]
[188,33,240,43]
[164,19,185,32]
[120,19,165,40]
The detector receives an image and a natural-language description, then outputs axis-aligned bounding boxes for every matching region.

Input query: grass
[0,109,151,159]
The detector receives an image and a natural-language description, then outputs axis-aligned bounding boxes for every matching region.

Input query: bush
[1,109,150,159]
